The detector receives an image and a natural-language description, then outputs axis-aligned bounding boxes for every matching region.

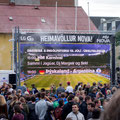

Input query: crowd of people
[0,81,120,120]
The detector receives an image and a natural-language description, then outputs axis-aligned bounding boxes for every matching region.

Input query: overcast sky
[78,0,120,17]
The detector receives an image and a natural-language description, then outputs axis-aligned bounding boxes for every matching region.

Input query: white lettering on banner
[96,39,110,43]
[46,69,70,74]
[27,36,34,41]
[77,36,93,42]
[45,69,96,74]
[40,35,76,42]
[97,35,110,43]
[20,36,26,41]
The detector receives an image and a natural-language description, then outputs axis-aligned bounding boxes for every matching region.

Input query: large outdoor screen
[20,43,110,88]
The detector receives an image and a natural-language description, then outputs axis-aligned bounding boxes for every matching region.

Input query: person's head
[7,95,13,100]
[93,82,96,86]
[12,90,16,95]
[40,92,45,99]
[87,102,95,112]
[47,106,54,114]
[19,97,26,103]
[68,94,74,102]
[92,88,97,93]
[15,101,23,109]
[74,96,79,103]
[41,88,46,93]
[17,89,22,94]
[31,95,36,102]
[101,89,120,120]
[61,93,65,98]
[67,81,70,86]
[111,87,117,94]
[31,84,35,88]
[85,96,91,104]
[103,98,110,108]
[12,95,18,101]
[72,103,79,114]
[8,84,12,88]
[59,99,64,107]
[92,108,101,119]
[94,99,101,108]
[0,95,6,106]
[107,90,111,95]
[96,92,103,99]
[13,105,22,114]
[79,96,83,104]
[25,96,31,102]
[24,83,27,86]
[59,83,62,86]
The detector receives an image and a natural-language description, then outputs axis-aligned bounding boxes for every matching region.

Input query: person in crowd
[31,84,38,94]
[100,84,107,98]
[0,81,119,120]
[15,101,27,120]
[65,81,73,94]
[8,95,18,120]
[111,86,117,94]
[17,89,22,99]
[8,84,13,93]
[44,106,55,120]
[35,92,53,120]
[94,100,101,110]
[22,83,27,94]
[55,99,64,120]
[95,92,104,100]
[66,103,85,120]
[12,105,24,120]
[100,89,120,120]
[59,92,68,104]
[50,84,56,94]
[28,95,38,120]
[79,96,83,112]
[88,109,101,120]
[88,88,96,99]
[56,83,65,95]
[102,98,110,111]
[87,102,95,119]
[19,97,29,118]
[12,90,17,96]
[80,96,92,120]
[74,82,80,91]
[6,95,13,112]
[89,82,96,93]
[85,83,91,95]
[73,96,79,104]
[106,90,112,99]
[0,95,8,119]
[0,82,7,93]
[62,94,74,120]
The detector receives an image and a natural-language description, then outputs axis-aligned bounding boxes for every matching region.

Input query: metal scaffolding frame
[13,27,116,87]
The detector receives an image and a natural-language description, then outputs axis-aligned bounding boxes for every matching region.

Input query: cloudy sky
[78,0,120,17]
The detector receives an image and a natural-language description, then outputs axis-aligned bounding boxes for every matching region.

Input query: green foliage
[115,32,120,46]
[118,56,120,60]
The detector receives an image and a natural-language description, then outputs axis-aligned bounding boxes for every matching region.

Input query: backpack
[54,106,63,120]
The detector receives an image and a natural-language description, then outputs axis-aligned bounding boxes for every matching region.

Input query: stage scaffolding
[12,27,116,87]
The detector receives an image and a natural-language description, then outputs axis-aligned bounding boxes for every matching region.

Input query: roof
[0,5,97,33]
[90,16,119,30]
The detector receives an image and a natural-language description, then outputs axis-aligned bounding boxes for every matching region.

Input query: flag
[39,70,45,75]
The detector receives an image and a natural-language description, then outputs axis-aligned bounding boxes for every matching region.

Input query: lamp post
[87,2,91,33]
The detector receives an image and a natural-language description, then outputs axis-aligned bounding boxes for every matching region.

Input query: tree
[115,32,120,46]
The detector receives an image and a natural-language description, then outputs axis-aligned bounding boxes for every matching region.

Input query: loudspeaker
[9,74,16,89]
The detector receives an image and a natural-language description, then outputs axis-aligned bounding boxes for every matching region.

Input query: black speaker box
[9,74,16,89]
